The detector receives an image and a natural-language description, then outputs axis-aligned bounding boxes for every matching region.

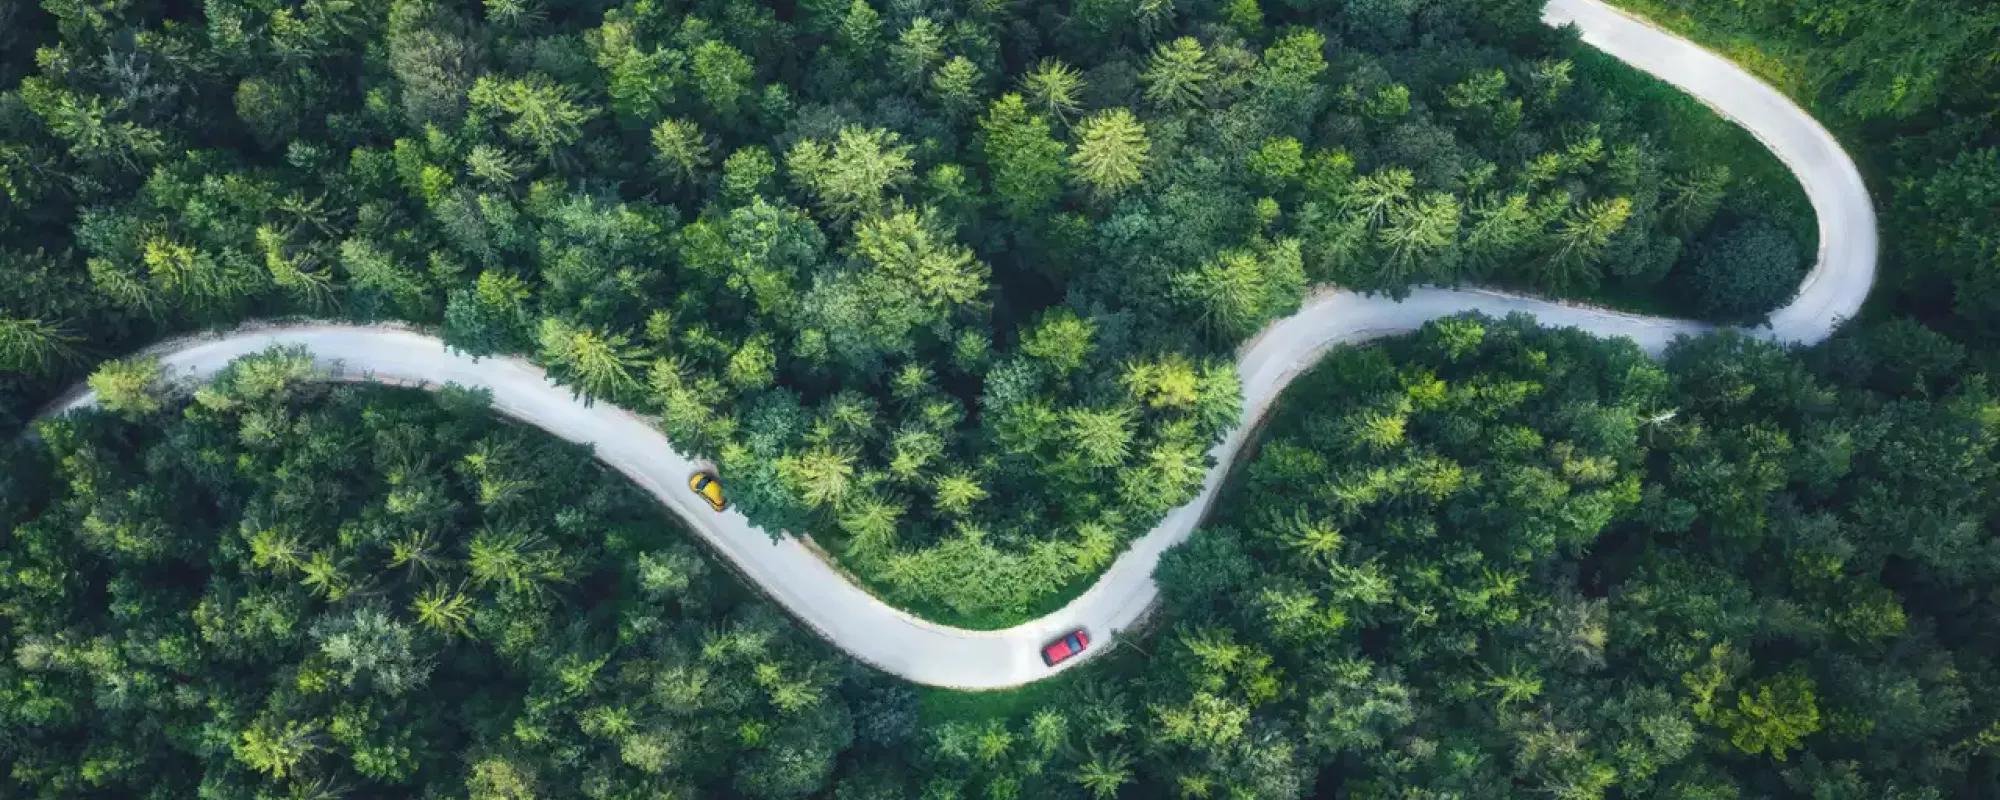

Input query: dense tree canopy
[6,1,2000,797]
[22,316,2000,798]
[828,315,2000,798]
[0,0,1812,623]
[0,350,866,798]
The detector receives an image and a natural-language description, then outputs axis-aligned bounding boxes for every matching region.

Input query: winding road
[49,0,1875,689]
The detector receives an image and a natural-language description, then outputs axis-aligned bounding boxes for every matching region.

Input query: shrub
[1687,219,1803,324]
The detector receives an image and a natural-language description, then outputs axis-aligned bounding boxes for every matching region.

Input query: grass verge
[1592,0,1820,111]
[806,534,1115,631]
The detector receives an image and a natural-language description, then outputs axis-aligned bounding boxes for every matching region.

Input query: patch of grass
[899,572,1099,632]
[917,675,1070,725]
[801,537,1101,631]
[1597,0,1824,120]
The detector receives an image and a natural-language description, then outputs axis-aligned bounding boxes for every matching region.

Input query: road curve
[47,0,1874,689]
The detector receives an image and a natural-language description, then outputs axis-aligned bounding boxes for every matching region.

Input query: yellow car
[688,471,728,512]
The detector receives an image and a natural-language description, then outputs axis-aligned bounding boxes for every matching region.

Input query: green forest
[13,317,2000,798]
[3,0,2000,797]
[0,0,1815,625]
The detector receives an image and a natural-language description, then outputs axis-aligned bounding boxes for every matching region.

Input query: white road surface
[48,0,1874,688]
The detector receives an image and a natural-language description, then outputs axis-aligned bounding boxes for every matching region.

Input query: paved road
[51,0,1874,688]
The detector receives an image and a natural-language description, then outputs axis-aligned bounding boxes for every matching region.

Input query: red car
[1041,630,1090,667]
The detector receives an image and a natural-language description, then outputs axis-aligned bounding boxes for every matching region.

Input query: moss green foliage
[1688,219,1803,323]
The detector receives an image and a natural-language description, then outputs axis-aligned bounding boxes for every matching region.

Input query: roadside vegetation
[1599,0,2000,332]
[0,351,865,797]
[0,0,1811,626]
[15,314,2000,798]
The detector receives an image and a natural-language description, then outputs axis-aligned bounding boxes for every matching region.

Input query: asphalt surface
[50,0,1875,688]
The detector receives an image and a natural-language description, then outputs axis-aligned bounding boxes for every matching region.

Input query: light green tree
[1141,38,1212,111]
[87,356,167,416]
[1020,308,1096,376]
[837,0,882,58]
[721,146,778,201]
[1070,108,1150,198]
[1378,191,1463,280]
[468,73,599,158]
[783,445,857,509]
[786,126,915,219]
[852,206,989,310]
[890,17,945,86]
[1171,239,1306,339]
[651,118,710,185]
[726,334,778,389]
[933,470,988,516]
[0,317,81,375]
[1248,136,1305,190]
[1549,196,1634,290]
[1255,28,1327,98]
[412,584,473,636]
[1121,354,1201,409]
[1066,405,1137,469]
[931,56,984,117]
[1342,168,1416,229]
[980,94,1068,217]
[691,40,755,117]
[1021,59,1084,122]
[1716,670,1822,761]
[235,718,324,779]
[537,317,643,402]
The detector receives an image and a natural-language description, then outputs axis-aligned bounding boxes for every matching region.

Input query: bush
[1686,219,1803,324]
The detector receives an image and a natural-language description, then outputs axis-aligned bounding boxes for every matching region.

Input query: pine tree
[86,356,166,416]
[980,94,1068,216]
[1548,196,1633,291]
[890,17,945,86]
[1141,38,1212,111]
[412,584,473,636]
[786,127,915,220]
[536,317,643,403]
[651,118,711,185]
[1070,108,1150,198]
[1021,59,1084,122]
[468,73,599,158]
[0,316,80,374]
